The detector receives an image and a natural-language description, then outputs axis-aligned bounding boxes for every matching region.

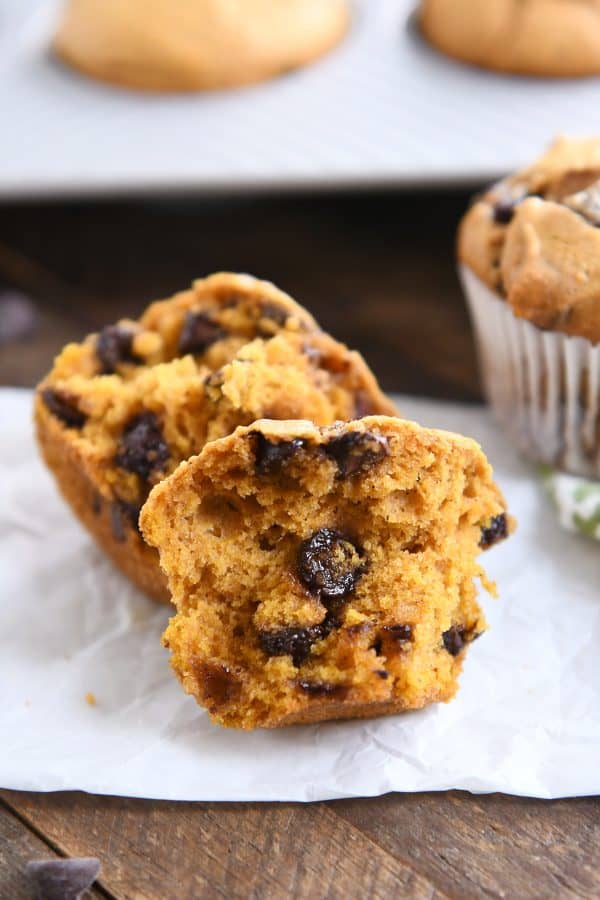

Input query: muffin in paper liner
[460,264,600,478]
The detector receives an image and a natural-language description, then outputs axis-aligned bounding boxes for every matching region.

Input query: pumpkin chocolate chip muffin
[35,274,397,603]
[459,137,600,477]
[141,416,511,729]
[420,0,600,78]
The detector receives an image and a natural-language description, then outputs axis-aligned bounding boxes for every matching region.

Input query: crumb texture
[142,416,510,728]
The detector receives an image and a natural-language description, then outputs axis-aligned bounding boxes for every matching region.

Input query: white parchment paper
[1,388,599,801]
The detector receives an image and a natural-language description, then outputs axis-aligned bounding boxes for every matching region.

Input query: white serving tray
[3,0,600,199]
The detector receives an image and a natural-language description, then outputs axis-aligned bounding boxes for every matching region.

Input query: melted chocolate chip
[297,528,365,605]
[296,680,348,698]
[96,325,140,374]
[376,670,389,679]
[178,311,225,356]
[442,625,465,657]
[480,513,508,549]
[259,619,335,667]
[492,201,516,225]
[41,388,86,428]
[26,857,100,900]
[193,661,240,708]
[110,500,142,542]
[114,412,169,480]
[259,303,289,328]
[383,624,413,642]
[253,433,306,475]
[324,431,389,478]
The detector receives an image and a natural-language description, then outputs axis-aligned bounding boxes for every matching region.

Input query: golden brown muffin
[459,136,600,342]
[35,273,397,603]
[141,416,511,729]
[54,0,349,92]
[420,0,600,78]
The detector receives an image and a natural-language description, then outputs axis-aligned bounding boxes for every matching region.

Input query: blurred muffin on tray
[419,1,600,77]
[53,0,349,92]
[458,136,600,477]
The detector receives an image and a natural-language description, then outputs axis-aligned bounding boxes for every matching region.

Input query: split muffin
[35,273,397,603]
[459,136,600,477]
[141,416,512,728]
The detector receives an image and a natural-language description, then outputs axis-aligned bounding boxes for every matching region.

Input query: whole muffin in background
[458,136,600,477]
[53,0,349,92]
[35,273,397,603]
[419,0,600,77]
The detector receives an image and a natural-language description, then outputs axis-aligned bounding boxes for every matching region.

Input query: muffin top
[459,137,600,342]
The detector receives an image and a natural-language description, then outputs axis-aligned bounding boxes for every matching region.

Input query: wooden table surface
[0,192,598,900]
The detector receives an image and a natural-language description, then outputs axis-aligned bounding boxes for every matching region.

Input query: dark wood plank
[333,792,600,899]
[0,192,478,398]
[0,800,106,899]
[1,791,443,900]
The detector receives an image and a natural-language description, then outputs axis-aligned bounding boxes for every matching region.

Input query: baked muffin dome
[54,0,349,91]
[420,0,600,78]
[459,137,600,343]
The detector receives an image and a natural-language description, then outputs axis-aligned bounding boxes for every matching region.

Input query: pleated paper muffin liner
[460,265,600,478]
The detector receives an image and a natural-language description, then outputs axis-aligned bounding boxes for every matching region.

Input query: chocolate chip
[480,513,508,549]
[324,430,389,478]
[26,857,100,900]
[442,625,465,656]
[259,303,289,327]
[383,624,413,642]
[253,433,306,475]
[376,670,389,679]
[492,201,516,224]
[259,618,335,667]
[96,325,140,374]
[296,680,348,699]
[41,388,86,428]
[110,500,141,542]
[114,412,169,480]
[192,661,240,708]
[297,528,365,604]
[178,311,225,356]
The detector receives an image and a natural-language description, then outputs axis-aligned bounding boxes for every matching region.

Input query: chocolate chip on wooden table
[26,857,100,900]
[253,433,306,475]
[442,625,465,656]
[178,311,225,356]
[114,411,169,480]
[258,617,336,667]
[324,431,389,478]
[41,388,86,428]
[96,324,140,373]
[297,528,365,604]
[480,513,508,549]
